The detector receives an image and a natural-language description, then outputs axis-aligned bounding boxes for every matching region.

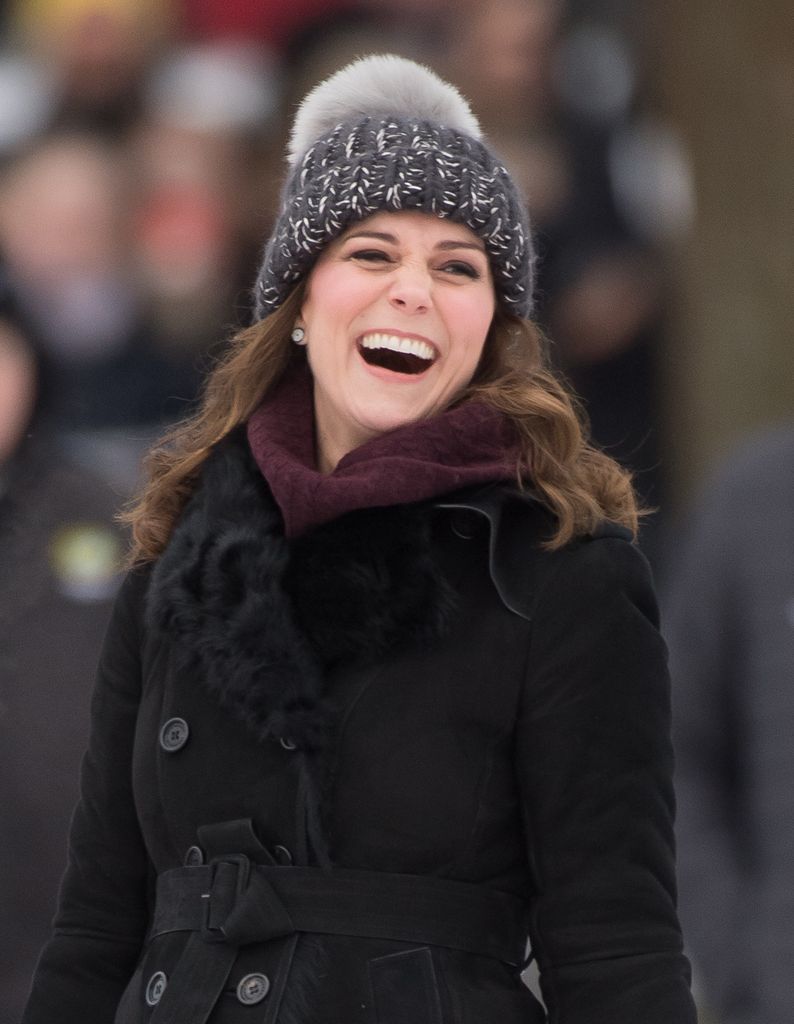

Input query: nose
[388,266,432,314]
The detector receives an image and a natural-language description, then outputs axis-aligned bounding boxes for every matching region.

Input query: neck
[315,437,344,475]
[315,426,378,475]
[312,387,379,474]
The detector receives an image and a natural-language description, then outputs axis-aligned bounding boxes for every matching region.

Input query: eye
[349,248,392,264]
[440,260,480,279]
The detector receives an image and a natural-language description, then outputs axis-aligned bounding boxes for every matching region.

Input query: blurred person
[314,0,454,63]
[129,42,280,343]
[0,132,200,429]
[445,0,676,553]
[0,268,124,1019]
[177,0,360,53]
[445,0,562,131]
[10,0,173,137]
[663,425,794,1024]
[0,51,57,155]
[129,120,250,345]
[24,56,695,1023]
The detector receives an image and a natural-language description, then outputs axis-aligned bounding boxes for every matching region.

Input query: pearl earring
[291,327,306,345]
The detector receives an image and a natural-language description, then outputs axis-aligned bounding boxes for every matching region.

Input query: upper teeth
[361,333,435,362]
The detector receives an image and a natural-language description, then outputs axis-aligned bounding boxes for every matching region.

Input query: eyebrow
[343,230,486,254]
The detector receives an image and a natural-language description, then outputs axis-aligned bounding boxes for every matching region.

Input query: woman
[23,56,696,1023]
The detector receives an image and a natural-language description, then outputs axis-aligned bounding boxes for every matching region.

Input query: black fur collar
[146,430,456,755]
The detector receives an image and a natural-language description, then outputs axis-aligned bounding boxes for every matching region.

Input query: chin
[356,403,435,438]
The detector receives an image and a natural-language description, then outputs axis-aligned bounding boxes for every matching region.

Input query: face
[0,323,37,465]
[299,210,496,470]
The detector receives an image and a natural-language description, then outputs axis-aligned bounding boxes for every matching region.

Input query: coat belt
[148,855,528,1024]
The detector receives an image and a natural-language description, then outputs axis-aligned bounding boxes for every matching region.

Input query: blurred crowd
[2,1,787,1023]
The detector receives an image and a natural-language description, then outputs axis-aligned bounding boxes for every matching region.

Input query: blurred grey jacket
[663,425,794,1024]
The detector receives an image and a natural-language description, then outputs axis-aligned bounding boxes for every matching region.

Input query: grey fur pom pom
[287,53,481,165]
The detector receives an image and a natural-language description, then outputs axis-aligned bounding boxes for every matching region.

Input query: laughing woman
[23,56,697,1024]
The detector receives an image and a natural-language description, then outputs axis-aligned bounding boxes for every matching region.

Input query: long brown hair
[122,291,639,564]
[465,308,640,547]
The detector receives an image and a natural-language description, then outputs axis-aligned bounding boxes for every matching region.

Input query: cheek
[301,264,370,333]
[452,299,494,370]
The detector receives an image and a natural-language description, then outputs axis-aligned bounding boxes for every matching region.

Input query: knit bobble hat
[253,55,535,321]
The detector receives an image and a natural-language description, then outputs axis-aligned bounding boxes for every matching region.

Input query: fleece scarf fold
[246,363,520,538]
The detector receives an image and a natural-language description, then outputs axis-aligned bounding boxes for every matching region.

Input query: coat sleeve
[22,569,151,1024]
[515,536,696,1023]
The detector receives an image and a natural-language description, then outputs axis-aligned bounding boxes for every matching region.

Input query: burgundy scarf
[246,365,521,537]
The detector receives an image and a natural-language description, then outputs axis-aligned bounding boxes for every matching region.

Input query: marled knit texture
[253,115,534,320]
[246,363,520,537]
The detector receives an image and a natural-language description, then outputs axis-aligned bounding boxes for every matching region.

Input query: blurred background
[0,1,791,1021]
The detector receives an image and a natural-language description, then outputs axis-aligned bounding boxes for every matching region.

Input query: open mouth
[357,332,437,376]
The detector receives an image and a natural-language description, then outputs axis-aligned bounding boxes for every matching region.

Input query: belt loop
[201,855,251,943]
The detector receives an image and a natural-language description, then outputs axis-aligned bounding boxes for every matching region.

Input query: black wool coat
[23,433,696,1024]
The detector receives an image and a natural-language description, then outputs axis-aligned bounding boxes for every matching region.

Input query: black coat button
[159,717,189,752]
[272,844,293,866]
[183,844,204,866]
[236,972,270,1005]
[279,736,297,751]
[145,970,167,1006]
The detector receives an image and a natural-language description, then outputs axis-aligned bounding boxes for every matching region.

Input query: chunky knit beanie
[253,54,534,321]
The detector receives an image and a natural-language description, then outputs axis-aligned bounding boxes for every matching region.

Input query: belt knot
[201,855,295,946]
